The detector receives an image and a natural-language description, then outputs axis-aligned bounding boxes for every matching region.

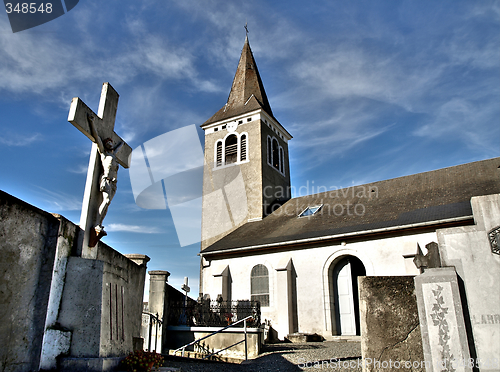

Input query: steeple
[203,36,273,125]
[200,35,292,250]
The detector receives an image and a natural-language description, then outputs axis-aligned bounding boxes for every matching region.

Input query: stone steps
[167,349,245,364]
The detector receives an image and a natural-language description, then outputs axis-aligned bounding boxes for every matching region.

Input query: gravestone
[359,276,425,372]
[414,267,472,372]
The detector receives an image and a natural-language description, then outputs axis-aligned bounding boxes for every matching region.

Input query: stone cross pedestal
[68,82,132,258]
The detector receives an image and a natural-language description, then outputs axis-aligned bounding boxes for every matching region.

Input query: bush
[121,350,164,372]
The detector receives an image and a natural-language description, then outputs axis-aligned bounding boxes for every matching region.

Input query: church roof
[201,157,500,256]
[203,36,274,126]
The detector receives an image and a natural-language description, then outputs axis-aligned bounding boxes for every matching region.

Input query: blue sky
[1,0,499,298]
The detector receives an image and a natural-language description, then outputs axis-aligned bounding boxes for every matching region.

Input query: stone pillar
[148,271,170,353]
[124,254,150,352]
[276,258,298,339]
[414,267,472,372]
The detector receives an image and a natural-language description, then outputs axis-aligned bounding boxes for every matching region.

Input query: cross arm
[68,97,132,168]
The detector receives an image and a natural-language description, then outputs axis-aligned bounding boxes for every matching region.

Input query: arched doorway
[332,256,365,336]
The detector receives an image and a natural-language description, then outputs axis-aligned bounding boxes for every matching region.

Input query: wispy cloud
[107,223,162,234]
[414,97,500,155]
[0,14,220,97]
[33,186,82,212]
[0,132,42,146]
[277,3,500,161]
[66,164,89,174]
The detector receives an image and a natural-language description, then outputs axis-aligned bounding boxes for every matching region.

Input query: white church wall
[202,230,437,340]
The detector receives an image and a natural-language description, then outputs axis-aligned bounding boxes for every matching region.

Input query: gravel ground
[162,341,362,372]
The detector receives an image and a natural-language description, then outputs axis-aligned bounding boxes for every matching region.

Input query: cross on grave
[68,83,131,258]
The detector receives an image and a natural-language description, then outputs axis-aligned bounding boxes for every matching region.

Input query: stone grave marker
[414,267,472,372]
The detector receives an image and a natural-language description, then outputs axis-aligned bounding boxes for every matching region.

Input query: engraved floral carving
[430,285,456,372]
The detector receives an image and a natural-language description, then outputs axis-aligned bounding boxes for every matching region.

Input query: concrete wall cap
[148,270,171,276]
[124,254,150,261]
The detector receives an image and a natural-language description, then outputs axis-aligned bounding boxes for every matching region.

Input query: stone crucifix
[68,83,131,257]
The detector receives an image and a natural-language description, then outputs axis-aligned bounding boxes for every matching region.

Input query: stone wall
[359,276,425,372]
[0,191,62,372]
[0,190,149,372]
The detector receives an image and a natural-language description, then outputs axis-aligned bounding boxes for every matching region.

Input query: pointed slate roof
[201,157,500,255]
[203,36,274,126]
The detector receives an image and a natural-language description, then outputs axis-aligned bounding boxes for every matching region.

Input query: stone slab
[359,276,425,372]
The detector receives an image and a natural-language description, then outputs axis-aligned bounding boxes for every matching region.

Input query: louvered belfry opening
[216,141,222,166]
[240,134,247,161]
[225,134,238,165]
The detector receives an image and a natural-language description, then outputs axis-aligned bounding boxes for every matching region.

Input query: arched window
[225,135,238,165]
[272,139,279,169]
[266,135,286,176]
[240,134,247,161]
[251,264,269,307]
[216,141,222,167]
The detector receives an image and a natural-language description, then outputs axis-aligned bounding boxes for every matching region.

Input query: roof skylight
[299,205,322,217]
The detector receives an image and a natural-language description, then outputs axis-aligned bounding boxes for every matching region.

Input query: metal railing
[142,311,162,352]
[172,315,254,361]
[168,299,260,327]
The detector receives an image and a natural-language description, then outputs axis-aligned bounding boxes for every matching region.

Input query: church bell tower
[200,36,292,249]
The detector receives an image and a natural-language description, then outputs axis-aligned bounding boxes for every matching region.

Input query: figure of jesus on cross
[87,113,123,230]
[68,83,131,257]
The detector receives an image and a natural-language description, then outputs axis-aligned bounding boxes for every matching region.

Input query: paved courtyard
[162,341,362,372]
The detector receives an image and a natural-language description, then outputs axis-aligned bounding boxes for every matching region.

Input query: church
[197,36,500,341]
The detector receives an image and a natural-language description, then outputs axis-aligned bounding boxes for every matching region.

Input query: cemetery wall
[0,190,149,372]
[0,190,62,372]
